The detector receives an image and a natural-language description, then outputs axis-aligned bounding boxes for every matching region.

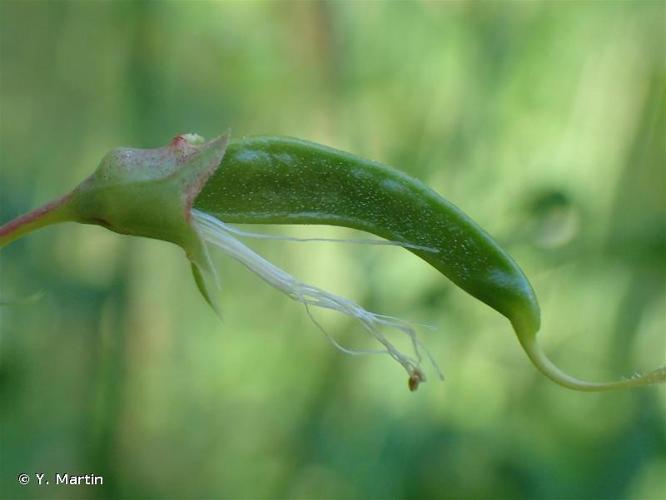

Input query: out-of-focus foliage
[1,2,664,499]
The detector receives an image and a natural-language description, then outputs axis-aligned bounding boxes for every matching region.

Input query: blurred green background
[1,1,664,499]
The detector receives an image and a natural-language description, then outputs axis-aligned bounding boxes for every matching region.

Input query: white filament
[191,209,443,383]
[218,222,439,253]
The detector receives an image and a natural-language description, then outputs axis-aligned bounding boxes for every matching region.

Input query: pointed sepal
[66,132,229,310]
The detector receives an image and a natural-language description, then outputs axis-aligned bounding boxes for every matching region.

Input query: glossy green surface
[196,136,541,335]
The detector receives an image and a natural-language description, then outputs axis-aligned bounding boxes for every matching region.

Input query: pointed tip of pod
[514,318,666,391]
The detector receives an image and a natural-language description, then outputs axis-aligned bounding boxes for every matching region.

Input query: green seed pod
[197,137,541,337]
[1,133,664,391]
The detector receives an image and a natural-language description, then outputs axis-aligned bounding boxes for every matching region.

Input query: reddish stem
[0,193,73,248]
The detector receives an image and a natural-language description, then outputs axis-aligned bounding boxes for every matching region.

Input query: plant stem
[0,193,74,248]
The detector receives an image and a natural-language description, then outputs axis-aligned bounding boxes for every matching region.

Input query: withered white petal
[191,209,443,383]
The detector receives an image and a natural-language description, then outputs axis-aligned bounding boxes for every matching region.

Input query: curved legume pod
[1,134,664,391]
[195,136,665,391]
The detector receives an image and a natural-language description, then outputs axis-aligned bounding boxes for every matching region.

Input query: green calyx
[0,133,229,308]
[73,133,227,248]
[1,133,228,248]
